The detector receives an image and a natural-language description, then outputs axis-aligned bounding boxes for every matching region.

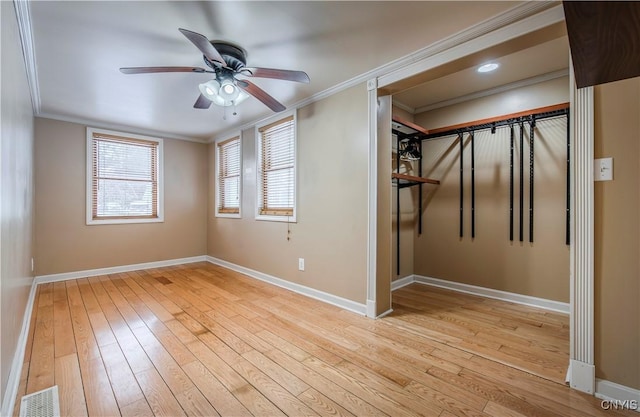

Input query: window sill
[255,214,296,223]
[215,212,241,219]
[87,216,164,226]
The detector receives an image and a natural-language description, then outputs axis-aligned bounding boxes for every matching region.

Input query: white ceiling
[393,36,569,113]
[26,1,551,141]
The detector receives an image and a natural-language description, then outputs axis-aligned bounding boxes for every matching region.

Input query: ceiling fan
[120,28,310,113]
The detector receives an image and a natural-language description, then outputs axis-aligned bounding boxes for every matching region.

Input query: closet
[392,103,570,283]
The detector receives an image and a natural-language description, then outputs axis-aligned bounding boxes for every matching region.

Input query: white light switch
[594,157,613,181]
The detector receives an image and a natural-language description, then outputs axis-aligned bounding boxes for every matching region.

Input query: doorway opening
[377,21,573,383]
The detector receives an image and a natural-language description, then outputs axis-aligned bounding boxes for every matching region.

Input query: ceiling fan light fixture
[222,83,235,95]
[219,79,240,101]
[234,90,250,105]
[199,80,220,99]
[199,79,249,107]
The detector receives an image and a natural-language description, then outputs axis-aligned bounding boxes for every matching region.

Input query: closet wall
[392,105,417,280]
[409,77,570,302]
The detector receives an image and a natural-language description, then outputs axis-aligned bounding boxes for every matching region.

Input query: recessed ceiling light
[477,63,499,73]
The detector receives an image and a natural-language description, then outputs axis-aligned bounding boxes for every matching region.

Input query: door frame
[365,3,595,393]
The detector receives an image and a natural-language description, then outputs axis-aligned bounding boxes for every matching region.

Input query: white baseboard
[401,274,570,314]
[4,256,207,415]
[366,300,377,318]
[35,255,207,283]
[206,256,367,316]
[399,276,640,404]
[391,275,415,291]
[1,279,38,417]
[376,308,394,319]
[596,379,640,413]
[365,298,394,319]
[9,258,638,414]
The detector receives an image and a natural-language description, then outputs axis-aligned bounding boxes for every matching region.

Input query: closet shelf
[392,116,429,135]
[392,172,440,188]
[392,117,439,276]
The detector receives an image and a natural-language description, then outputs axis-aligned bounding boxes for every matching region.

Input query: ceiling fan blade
[178,28,227,67]
[243,67,310,83]
[120,66,211,74]
[236,80,286,112]
[194,94,212,109]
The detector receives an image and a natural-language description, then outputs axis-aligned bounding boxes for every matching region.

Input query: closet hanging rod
[421,104,568,141]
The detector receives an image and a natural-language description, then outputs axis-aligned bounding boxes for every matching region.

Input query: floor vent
[19,386,60,417]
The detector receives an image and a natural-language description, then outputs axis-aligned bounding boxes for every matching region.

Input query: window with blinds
[216,135,241,217]
[86,128,163,224]
[257,114,296,220]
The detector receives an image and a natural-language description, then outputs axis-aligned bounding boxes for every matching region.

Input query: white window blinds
[217,136,241,214]
[258,115,295,217]
[90,132,159,220]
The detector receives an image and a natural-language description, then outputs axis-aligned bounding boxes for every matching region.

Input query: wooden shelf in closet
[392,172,440,185]
[392,116,430,135]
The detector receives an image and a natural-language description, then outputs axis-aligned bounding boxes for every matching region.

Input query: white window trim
[86,127,164,225]
[215,132,242,219]
[255,110,297,223]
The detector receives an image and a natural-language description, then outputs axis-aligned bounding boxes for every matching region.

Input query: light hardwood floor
[14,262,635,416]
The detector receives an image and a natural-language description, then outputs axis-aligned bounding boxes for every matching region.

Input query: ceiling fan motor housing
[204,41,247,72]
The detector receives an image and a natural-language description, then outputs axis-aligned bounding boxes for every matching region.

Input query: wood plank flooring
[392,284,570,384]
[14,262,635,416]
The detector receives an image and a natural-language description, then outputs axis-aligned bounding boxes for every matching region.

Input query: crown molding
[14,0,562,144]
[306,2,561,106]
[14,0,41,114]
[211,2,563,143]
[37,113,208,143]
[378,4,564,88]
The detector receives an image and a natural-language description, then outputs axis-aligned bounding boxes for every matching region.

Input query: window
[256,113,296,221]
[86,127,163,225]
[215,134,241,217]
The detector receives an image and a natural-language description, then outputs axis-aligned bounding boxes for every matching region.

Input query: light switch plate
[594,157,613,181]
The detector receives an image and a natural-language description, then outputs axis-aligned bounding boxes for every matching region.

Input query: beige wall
[392,104,414,122]
[208,84,369,304]
[1,1,35,407]
[34,118,208,275]
[594,78,640,390]
[416,77,569,131]
[410,78,570,302]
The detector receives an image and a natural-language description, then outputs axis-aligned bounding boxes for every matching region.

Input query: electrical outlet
[31,258,34,272]
[298,258,305,271]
